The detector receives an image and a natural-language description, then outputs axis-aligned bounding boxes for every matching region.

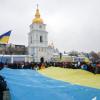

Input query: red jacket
[96,64,100,67]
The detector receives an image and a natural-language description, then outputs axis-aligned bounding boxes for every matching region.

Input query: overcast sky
[0,0,100,52]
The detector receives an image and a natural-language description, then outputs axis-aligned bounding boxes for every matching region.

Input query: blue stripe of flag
[0,30,12,39]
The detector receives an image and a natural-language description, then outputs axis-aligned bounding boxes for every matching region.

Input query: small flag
[0,30,12,44]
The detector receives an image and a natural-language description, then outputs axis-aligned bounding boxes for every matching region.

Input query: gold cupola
[32,5,43,24]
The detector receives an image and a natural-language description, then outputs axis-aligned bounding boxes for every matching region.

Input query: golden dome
[32,5,43,24]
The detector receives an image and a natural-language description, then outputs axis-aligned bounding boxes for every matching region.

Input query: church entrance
[40,57,44,63]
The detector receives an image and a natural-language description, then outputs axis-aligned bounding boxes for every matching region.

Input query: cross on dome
[32,4,43,24]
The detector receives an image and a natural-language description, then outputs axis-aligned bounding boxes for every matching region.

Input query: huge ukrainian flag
[0,30,12,44]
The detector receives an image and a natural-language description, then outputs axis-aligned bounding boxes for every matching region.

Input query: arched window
[40,36,43,42]
[39,25,42,29]
[30,35,32,43]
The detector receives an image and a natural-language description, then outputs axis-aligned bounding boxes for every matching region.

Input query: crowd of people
[0,62,50,70]
[52,61,100,74]
[0,61,100,74]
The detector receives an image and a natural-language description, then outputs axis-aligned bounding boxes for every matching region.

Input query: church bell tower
[28,5,48,62]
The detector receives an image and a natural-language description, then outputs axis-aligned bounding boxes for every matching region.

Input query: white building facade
[28,6,48,62]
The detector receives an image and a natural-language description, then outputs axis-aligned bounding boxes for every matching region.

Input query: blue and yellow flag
[0,30,12,44]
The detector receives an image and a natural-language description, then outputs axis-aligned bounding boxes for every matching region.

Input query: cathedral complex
[28,6,58,62]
